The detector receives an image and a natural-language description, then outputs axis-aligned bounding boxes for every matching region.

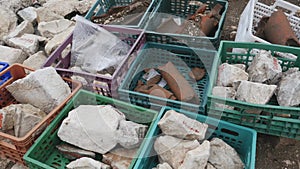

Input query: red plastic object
[0,64,82,164]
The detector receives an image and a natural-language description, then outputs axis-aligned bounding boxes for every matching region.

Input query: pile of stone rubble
[0,67,71,138]
[213,49,300,116]
[153,110,244,169]
[0,0,96,70]
[57,105,148,169]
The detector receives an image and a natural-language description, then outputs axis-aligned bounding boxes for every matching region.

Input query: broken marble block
[71,76,89,86]
[277,70,300,107]
[45,26,74,55]
[178,140,210,169]
[56,144,96,160]
[5,21,34,39]
[17,7,38,23]
[212,86,236,110]
[0,104,46,137]
[154,135,200,169]
[217,63,248,87]
[158,110,208,140]
[38,19,75,38]
[36,7,64,23]
[102,148,137,169]
[236,81,276,105]
[232,64,246,71]
[0,7,17,41]
[58,105,125,154]
[154,163,173,169]
[6,34,39,55]
[66,157,111,169]
[43,0,79,17]
[0,105,17,131]
[247,50,282,84]
[0,45,27,64]
[208,138,244,169]
[23,51,47,70]
[6,67,71,113]
[117,120,148,149]
[14,104,46,137]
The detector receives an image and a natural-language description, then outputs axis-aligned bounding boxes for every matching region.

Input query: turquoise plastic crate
[134,106,257,169]
[144,0,228,48]
[118,42,217,113]
[207,41,300,139]
[23,90,159,169]
[85,0,161,29]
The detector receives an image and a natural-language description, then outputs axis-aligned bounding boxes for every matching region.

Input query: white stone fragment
[75,0,97,14]
[0,106,16,131]
[17,7,38,23]
[0,0,32,13]
[217,63,248,87]
[14,104,46,137]
[5,21,34,39]
[42,0,78,17]
[57,105,125,154]
[158,110,208,140]
[0,7,17,41]
[236,81,276,105]
[23,51,47,70]
[11,163,29,169]
[208,138,244,169]
[6,34,39,55]
[71,75,88,86]
[232,64,246,71]
[6,67,71,113]
[154,135,200,169]
[248,50,282,83]
[179,140,210,169]
[0,104,46,136]
[277,70,300,107]
[155,163,173,169]
[38,19,75,38]
[212,86,236,110]
[67,157,111,169]
[0,45,27,64]
[45,26,74,55]
[36,7,64,23]
[102,148,137,169]
[117,120,148,149]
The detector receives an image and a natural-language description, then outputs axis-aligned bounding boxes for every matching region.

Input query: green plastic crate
[85,0,161,29]
[207,41,300,140]
[118,42,217,113]
[134,106,257,169]
[144,0,228,48]
[23,89,159,169]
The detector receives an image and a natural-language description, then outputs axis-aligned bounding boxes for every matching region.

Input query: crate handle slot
[271,0,300,17]
[220,128,239,137]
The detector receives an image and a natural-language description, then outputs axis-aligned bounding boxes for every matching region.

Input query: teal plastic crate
[85,0,161,29]
[118,42,217,113]
[135,106,257,169]
[207,41,300,140]
[23,89,159,169]
[144,0,228,48]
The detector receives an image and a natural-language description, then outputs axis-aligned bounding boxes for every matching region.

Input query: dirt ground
[222,0,300,169]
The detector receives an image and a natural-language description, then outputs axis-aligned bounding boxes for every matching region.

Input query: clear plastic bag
[71,15,130,74]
